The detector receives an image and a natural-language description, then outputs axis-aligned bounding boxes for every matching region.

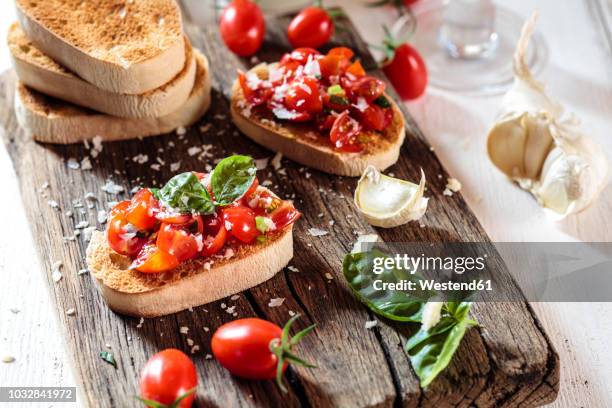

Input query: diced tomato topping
[132,242,179,273]
[223,205,259,244]
[330,111,363,152]
[243,178,260,203]
[201,213,228,257]
[347,76,386,102]
[125,189,159,230]
[346,60,366,77]
[106,201,147,257]
[238,72,273,106]
[316,113,338,131]
[270,201,301,230]
[359,104,393,131]
[156,223,200,262]
[319,54,350,79]
[280,48,320,66]
[284,77,322,114]
[328,47,354,60]
[155,211,193,225]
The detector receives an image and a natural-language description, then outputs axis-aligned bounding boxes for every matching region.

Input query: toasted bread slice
[86,226,293,317]
[15,0,185,94]
[8,23,196,119]
[14,50,211,144]
[230,63,406,177]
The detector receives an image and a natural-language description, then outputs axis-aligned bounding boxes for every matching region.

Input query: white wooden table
[1,0,611,406]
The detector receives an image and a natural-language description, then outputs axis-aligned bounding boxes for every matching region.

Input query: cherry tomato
[211,315,315,391]
[284,77,322,114]
[327,47,354,60]
[238,72,273,106]
[106,201,146,257]
[132,242,179,273]
[155,212,192,226]
[243,178,260,203]
[279,48,320,66]
[287,6,334,49]
[125,189,159,230]
[358,104,393,131]
[330,111,363,152]
[347,76,386,102]
[382,43,427,100]
[219,0,265,57]
[316,113,338,131]
[156,224,200,262]
[139,349,197,408]
[318,53,350,78]
[222,205,258,244]
[270,201,301,230]
[346,60,366,77]
[201,214,228,257]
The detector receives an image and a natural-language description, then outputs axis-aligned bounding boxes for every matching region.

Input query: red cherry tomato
[106,201,146,257]
[284,77,323,114]
[270,202,301,230]
[156,224,200,262]
[316,113,338,131]
[139,349,197,408]
[287,6,334,49]
[125,189,159,230]
[212,318,283,381]
[201,214,228,257]
[132,242,179,273]
[222,205,258,244]
[346,60,366,77]
[211,315,315,391]
[238,72,273,106]
[358,104,393,131]
[280,48,320,66]
[330,111,363,152]
[347,76,386,102]
[156,211,193,225]
[219,0,265,57]
[382,43,428,100]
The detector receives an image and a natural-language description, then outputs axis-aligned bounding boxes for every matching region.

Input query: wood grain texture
[0,3,558,407]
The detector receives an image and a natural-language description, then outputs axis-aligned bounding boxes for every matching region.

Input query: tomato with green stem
[211,315,316,392]
[138,349,197,408]
[379,25,427,100]
[219,0,265,56]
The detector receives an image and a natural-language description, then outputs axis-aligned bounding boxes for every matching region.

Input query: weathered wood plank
[0,2,559,407]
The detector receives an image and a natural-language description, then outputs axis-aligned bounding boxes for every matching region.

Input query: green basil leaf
[373,95,391,108]
[99,351,117,368]
[211,155,257,206]
[342,249,433,322]
[405,302,476,388]
[329,95,350,107]
[327,84,345,96]
[149,188,160,200]
[158,172,215,214]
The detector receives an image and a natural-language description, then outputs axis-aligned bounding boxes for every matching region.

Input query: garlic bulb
[487,12,608,218]
[354,166,428,227]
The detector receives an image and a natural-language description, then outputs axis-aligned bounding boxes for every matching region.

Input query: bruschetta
[230,47,405,176]
[86,155,300,317]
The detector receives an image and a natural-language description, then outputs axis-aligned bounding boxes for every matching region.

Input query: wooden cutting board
[0,2,558,407]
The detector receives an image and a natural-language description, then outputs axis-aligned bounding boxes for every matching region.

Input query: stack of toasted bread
[8,0,211,144]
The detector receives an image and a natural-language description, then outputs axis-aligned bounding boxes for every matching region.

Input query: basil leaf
[405,302,476,388]
[149,188,160,200]
[342,249,433,322]
[373,95,391,108]
[158,172,215,214]
[211,155,257,206]
[329,95,350,107]
[99,351,117,368]
[327,84,345,96]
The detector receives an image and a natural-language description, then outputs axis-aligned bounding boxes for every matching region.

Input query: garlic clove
[486,11,608,218]
[354,166,428,228]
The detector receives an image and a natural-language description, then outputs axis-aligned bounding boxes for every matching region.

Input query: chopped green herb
[373,95,391,108]
[329,95,349,107]
[256,235,267,244]
[255,216,274,233]
[327,84,345,96]
[100,351,117,368]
